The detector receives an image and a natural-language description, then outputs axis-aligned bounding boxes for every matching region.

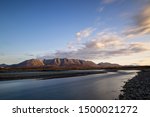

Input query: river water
[0,70,138,100]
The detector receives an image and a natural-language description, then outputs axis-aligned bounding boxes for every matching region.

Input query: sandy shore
[119,69,150,100]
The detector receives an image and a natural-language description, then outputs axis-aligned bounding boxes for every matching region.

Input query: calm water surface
[0,70,138,100]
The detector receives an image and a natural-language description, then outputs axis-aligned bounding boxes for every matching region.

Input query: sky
[0,0,150,65]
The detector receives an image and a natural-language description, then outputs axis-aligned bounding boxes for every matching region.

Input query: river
[0,70,138,100]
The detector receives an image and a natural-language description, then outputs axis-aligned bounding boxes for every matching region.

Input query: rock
[119,70,150,100]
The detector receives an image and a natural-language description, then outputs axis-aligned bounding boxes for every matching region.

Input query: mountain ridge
[1,58,121,68]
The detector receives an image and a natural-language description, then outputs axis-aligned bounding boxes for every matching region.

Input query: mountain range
[98,62,120,68]
[0,58,120,68]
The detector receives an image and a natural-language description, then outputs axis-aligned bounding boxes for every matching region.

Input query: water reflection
[0,70,138,100]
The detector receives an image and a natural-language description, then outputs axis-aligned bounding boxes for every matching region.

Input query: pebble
[119,69,150,100]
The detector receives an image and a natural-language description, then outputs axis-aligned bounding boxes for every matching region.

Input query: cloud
[24,53,35,57]
[97,7,104,13]
[76,28,95,41]
[128,42,149,52]
[40,32,150,61]
[138,57,150,65]
[39,2,150,64]
[124,5,150,38]
[66,41,83,51]
[0,53,5,56]
[85,33,124,49]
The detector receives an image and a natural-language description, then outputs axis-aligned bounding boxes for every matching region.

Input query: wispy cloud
[39,2,150,64]
[97,7,104,13]
[137,57,150,65]
[0,53,5,56]
[85,32,124,49]
[40,32,150,61]
[101,0,117,4]
[124,5,150,38]
[24,53,35,57]
[76,27,95,41]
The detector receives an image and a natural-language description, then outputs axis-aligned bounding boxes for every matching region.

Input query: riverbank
[119,69,150,100]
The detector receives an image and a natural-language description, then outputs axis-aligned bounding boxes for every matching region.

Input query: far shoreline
[0,70,107,81]
[0,66,149,81]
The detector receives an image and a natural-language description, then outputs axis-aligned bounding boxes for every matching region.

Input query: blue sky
[0,0,150,65]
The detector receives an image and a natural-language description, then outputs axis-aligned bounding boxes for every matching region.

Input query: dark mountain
[98,62,120,68]
[6,58,121,69]
[10,58,98,68]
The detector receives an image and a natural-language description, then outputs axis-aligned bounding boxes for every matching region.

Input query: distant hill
[98,62,120,68]
[0,64,8,68]
[12,59,45,67]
